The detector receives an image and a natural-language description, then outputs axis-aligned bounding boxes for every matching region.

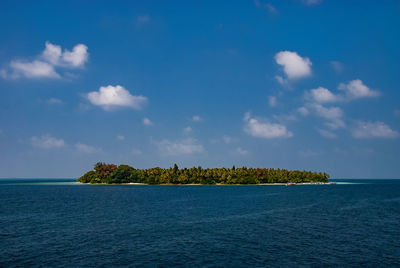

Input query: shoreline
[77,182,336,186]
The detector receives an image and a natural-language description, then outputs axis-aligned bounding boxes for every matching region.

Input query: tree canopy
[77,162,330,184]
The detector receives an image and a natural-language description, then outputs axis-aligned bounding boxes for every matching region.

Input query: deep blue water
[0,179,399,267]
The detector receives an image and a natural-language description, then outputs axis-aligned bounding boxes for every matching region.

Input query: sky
[0,0,399,178]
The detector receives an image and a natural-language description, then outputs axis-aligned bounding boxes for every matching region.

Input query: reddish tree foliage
[95,164,117,179]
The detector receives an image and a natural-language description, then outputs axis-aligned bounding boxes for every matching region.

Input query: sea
[0,178,399,267]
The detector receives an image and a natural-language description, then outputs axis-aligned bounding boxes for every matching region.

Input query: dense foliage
[77,163,329,184]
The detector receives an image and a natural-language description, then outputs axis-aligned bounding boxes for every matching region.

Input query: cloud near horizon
[31,135,65,149]
[351,121,399,139]
[155,138,204,156]
[75,142,101,153]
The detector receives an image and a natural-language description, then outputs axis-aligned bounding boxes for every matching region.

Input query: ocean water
[0,179,399,267]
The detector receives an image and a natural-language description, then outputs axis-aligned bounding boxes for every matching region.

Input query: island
[77,162,331,185]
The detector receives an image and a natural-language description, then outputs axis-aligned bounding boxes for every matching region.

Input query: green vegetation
[77,162,330,184]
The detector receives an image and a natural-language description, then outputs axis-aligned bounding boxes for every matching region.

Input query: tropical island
[77,162,331,185]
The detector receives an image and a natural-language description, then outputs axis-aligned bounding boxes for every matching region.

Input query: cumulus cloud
[155,138,204,156]
[143,117,153,126]
[42,42,62,65]
[6,60,60,79]
[61,44,88,67]
[42,41,88,68]
[310,103,345,129]
[275,51,312,80]
[244,113,293,139]
[75,142,101,153]
[183,126,192,134]
[338,79,379,100]
[275,75,290,88]
[192,115,202,122]
[87,85,148,110]
[31,135,65,149]
[1,41,88,79]
[116,135,125,141]
[307,87,339,103]
[298,107,310,116]
[306,80,378,105]
[351,121,399,139]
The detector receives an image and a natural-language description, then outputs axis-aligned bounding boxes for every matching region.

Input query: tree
[78,162,330,184]
[173,163,179,174]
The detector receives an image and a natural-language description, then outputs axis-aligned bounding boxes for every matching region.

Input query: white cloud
[42,42,62,65]
[307,87,339,103]
[305,80,379,109]
[155,138,204,156]
[87,85,148,110]
[338,79,379,100]
[236,147,249,156]
[317,128,337,139]
[46,98,63,104]
[275,51,312,80]
[192,115,202,122]
[42,41,88,68]
[2,41,88,79]
[275,75,290,87]
[143,117,153,126]
[31,135,65,149]
[310,104,343,120]
[351,121,399,139]
[62,44,88,67]
[183,126,192,134]
[268,96,277,107]
[298,107,309,116]
[243,112,251,121]
[330,61,343,73]
[116,135,125,141]
[75,142,101,153]
[302,0,323,5]
[394,109,400,117]
[311,103,345,129]
[244,113,293,139]
[8,60,60,79]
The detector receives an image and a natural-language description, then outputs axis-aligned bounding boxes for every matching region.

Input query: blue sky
[0,0,399,178]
